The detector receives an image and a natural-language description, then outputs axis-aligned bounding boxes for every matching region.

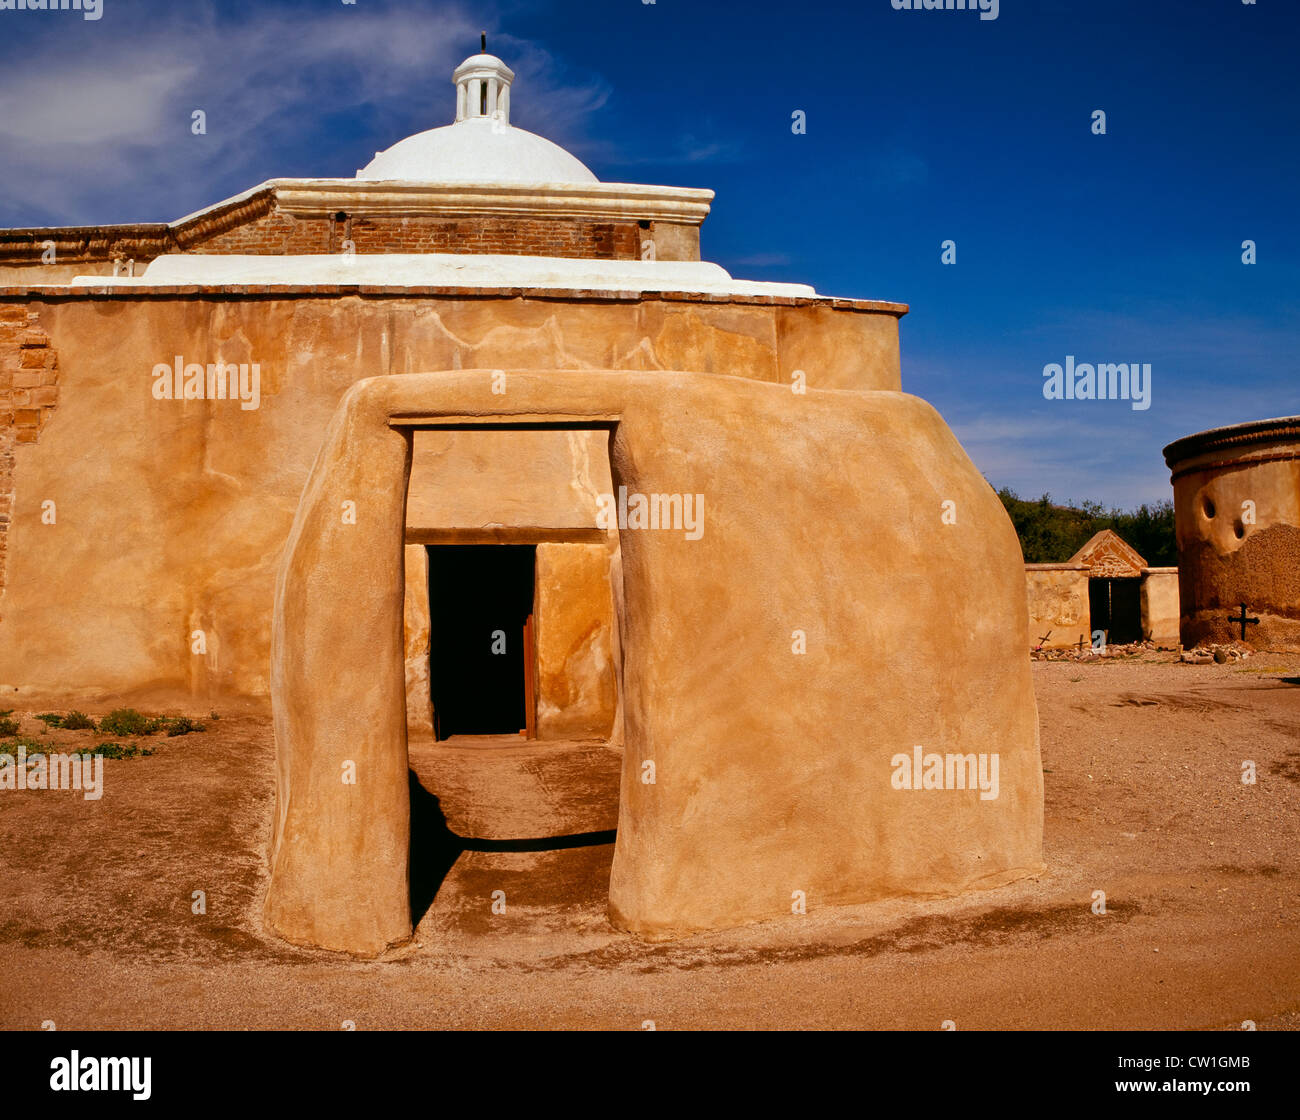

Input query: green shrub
[1,736,45,758]
[0,717,20,737]
[2,736,151,761]
[91,742,154,760]
[97,708,153,737]
[996,487,1177,566]
[163,716,206,737]
[62,711,96,731]
[35,713,64,728]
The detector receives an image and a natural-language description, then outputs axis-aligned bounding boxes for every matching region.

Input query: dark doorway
[1089,577,1143,645]
[427,545,535,739]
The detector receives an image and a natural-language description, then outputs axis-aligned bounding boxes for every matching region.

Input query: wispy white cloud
[950,409,1178,510]
[904,297,1299,509]
[0,2,610,225]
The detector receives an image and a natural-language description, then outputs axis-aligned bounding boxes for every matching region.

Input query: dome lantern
[453,35,515,125]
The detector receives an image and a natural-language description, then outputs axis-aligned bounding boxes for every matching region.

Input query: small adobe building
[0,47,1045,954]
[1164,416,1300,650]
[1024,529,1179,650]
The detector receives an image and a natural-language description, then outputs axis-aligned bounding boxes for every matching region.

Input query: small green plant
[91,742,154,760]
[1,736,45,758]
[208,711,220,721]
[36,713,64,728]
[0,716,20,737]
[98,708,153,737]
[62,711,96,731]
[162,716,206,737]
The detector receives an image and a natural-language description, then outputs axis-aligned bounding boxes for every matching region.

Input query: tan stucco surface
[0,293,900,710]
[405,428,609,531]
[534,542,618,741]
[402,544,433,737]
[1140,568,1180,647]
[264,369,1043,954]
[1024,566,1091,650]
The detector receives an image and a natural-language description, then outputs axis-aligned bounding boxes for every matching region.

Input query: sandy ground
[1,652,1298,1031]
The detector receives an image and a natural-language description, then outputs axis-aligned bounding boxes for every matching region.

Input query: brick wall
[0,307,58,442]
[191,210,642,259]
[0,306,60,612]
[1,189,652,272]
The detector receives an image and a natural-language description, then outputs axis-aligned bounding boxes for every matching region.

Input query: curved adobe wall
[1164,417,1300,649]
[265,369,1042,955]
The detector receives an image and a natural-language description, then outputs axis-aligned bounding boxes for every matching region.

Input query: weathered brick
[29,386,57,407]
[14,409,41,427]
[19,349,55,369]
[183,209,641,260]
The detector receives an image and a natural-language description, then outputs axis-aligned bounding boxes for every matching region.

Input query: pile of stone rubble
[1178,643,1253,664]
[1030,640,1172,662]
[1029,640,1253,663]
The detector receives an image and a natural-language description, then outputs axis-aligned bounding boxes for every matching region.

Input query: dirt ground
[2,652,1298,1031]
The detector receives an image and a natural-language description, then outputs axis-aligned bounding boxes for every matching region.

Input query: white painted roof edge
[68,253,817,298]
[166,178,714,230]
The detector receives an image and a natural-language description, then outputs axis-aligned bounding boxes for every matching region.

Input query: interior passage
[428,544,536,739]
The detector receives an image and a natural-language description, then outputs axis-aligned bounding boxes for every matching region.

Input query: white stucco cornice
[270,178,714,225]
[164,178,712,235]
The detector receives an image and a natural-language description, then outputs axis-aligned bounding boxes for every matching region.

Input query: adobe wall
[1165,419,1300,649]
[0,287,902,710]
[402,544,434,737]
[263,370,1042,952]
[1024,564,1090,650]
[1140,567,1180,647]
[534,542,617,740]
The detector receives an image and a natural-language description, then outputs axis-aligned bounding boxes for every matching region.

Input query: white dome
[357,117,597,183]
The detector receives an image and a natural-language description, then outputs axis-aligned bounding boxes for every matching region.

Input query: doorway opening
[1089,577,1143,645]
[427,544,536,739]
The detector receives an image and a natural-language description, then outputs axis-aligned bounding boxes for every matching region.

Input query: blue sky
[1,0,1296,508]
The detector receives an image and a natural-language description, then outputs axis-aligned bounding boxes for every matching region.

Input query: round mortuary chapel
[1164,416,1300,650]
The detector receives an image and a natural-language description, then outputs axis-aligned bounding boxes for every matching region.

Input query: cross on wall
[1231,603,1260,643]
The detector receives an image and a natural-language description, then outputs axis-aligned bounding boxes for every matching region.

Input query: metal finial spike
[481,32,487,52]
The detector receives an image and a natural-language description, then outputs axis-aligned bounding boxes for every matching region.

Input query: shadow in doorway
[408,772,462,926]
[407,770,618,927]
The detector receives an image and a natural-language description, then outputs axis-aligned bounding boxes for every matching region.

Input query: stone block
[19,349,54,370]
